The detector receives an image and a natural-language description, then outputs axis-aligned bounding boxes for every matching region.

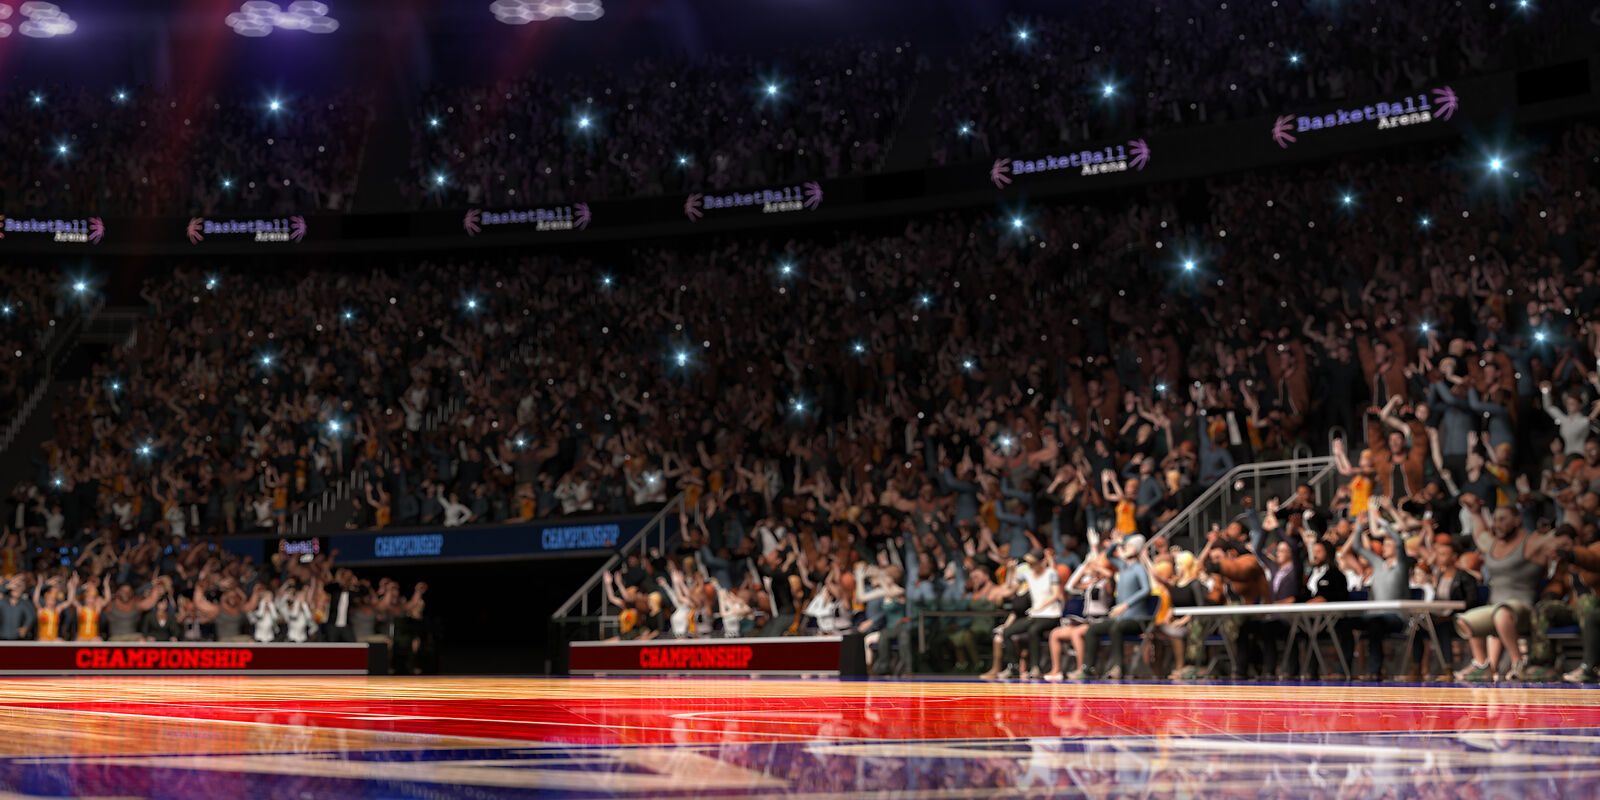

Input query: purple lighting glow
[0,3,77,39]
[490,0,605,25]
[226,1,339,37]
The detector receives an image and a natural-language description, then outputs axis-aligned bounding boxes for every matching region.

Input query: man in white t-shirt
[440,492,474,527]
[989,549,1062,680]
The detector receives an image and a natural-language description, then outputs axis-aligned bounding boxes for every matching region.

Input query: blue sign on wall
[328,514,672,566]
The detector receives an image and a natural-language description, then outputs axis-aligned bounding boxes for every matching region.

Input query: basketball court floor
[0,676,1593,797]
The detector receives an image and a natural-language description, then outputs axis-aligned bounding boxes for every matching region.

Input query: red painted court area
[4,683,1598,744]
[0,678,1595,798]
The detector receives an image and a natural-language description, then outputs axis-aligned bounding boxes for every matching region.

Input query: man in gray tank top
[105,583,162,642]
[1336,514,1415,680]
[1454,505,1567,682]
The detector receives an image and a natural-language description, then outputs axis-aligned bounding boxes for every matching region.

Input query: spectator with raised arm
[982,549,1061,681]
[1453,505,1567,682]
[1072,534,1151,680]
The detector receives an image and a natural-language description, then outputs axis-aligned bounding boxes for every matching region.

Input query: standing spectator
[0,577,35,641]
[140,597,182,642]
[325,571,362,643]
[757,549,800,636]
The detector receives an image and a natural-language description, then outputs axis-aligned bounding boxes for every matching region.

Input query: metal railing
[286,394,464,535]
[1153,456,1338,552]
[0,298,101,453]
[77,308,143,345]
[549,493,685,637]
[288,343,533,535]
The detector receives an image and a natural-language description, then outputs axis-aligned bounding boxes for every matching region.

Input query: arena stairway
[879,67,948,173]
[0,298,105,491]
[1150,455,1337,552]
[548,493,688,645]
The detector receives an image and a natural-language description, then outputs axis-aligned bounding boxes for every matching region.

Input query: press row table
[1181,600,1465,677]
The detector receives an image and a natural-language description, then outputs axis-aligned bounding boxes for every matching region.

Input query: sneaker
[1454,662,1495,683]
[994,666,1015,681]
[1025,667,1041,681]
[1042,672,1064,683]
[1067,666,1094,681]
[1564,665,1599,684]
[1104,665,1123,680]
[1503,659,1530,683]
[1520,664,1559,683]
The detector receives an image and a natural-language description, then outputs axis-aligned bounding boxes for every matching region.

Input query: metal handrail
[287,343,533,534]
[551,492,685,621]
[0,297,102,453]
[1152,456,1337,552]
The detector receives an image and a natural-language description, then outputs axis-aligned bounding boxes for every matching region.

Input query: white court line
[16,708,532,747]
[15,701,1600,755]
[27,706,885,743]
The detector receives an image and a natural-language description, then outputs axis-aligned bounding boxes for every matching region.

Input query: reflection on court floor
[0,677,1592,797]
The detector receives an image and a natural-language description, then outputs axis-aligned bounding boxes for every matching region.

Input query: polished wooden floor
[0,676,1595,797]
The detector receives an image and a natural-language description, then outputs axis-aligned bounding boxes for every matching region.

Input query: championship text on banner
[0,642,372,675]
[569,636,843,675]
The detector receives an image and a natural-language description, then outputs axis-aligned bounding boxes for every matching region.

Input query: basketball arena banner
[569,636,843,676]
[989,138,1152,190]
[0,65,1560,256]
[1269,85,1460,150]
[0,642,373,675]
[683,181,824,222]
[462,203,591,236]
[0,214,104,245]
[185,215,308,244]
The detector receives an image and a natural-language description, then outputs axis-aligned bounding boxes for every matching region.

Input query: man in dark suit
[1409,537,1478,680]
[1306,539,1351,603]
[325,570,364,643]
[1294,537,1349,678]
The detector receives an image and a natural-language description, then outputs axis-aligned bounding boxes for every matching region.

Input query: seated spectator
[1072,534,1151,680]
[1453,505,1567,682]
[1042,552,1113,682]
[980,549,1061,680]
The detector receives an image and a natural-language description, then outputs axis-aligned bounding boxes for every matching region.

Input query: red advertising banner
[569,636,843,676]
[0,642,371,675]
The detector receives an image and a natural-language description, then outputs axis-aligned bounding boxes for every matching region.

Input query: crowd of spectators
[405,40,922,207]
[599,119,1600,684]
[931,0,1593,162]
[0,529,432,672]
[0,3,1590,215]
[24,264,504,544]
[11,89,1599,680]
[0,87,370,216]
